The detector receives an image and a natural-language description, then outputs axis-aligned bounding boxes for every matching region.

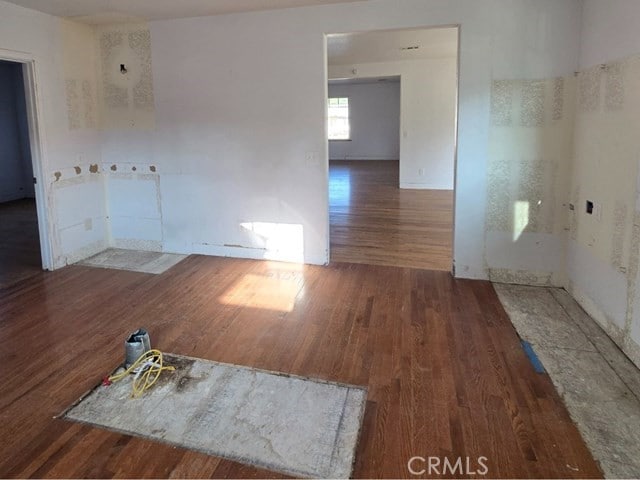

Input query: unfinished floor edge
[493,282,640,479]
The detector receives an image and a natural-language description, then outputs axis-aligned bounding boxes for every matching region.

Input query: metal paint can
[125,328,151,368]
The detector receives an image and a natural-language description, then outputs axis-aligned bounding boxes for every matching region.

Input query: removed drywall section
[329,58,456,189]
[485,75,576,286]
[97,24,155,130]
[106,169,162,251]
[567,51,640,368]
[328,80,400,161]
[53,166,108,264]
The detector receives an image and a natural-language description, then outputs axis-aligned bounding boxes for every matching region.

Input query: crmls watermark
[408,456,489,476]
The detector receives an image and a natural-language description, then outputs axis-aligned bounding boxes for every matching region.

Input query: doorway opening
[0,58,47,287]
[326,26,459,271]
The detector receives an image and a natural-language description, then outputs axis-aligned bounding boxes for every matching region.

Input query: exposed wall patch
[518,157,544,232]
[82,80,96,128]
[578,67,602,113]
[570,185,580,240]
[552,77,564,121]
[605,61,625,112]
[491,80,513,126]
[486,156,511,231]
[65,79,81,130]
[100,31,129,109]
[521,80,545,127]
[128,29,155,111]
[611,201,628,269]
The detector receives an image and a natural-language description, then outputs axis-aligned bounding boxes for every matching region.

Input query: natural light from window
[328,97,350,140]
[513,200,530,242]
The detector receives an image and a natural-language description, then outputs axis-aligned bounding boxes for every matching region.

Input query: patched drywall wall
[106,166,162,251]
[96,24,155,130]
[1,0,584,274]
[567,53,640,368]
[485,75,576,286]
[561,0,640,369]
[51,164,108,263]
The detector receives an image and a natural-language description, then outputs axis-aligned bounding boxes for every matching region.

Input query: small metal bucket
[125,328,151,368]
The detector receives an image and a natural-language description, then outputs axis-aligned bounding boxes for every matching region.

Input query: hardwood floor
[329,160,453,271]
[0,256,601,478]
[0,198,42,288]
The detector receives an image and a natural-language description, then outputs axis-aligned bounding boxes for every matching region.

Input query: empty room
[0,0,639,478]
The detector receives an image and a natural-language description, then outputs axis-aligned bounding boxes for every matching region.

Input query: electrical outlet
[418,168,424,176]
[586,200,594,214]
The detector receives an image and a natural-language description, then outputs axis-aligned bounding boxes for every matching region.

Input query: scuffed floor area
[495,284,640,478]
[79,248,187,274]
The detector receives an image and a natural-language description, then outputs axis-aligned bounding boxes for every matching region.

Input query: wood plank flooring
[0,198,42,288]
[0,256,601,478]
[329,160,453,271]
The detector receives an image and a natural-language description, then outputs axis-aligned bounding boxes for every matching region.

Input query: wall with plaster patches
[485,76,576,286]
[567,49,640,367]
[0,0,584,273]
[96,24,155,130]
[0,2,108,267]
[57,19,108,264]
[560,0,640,368]
[94,0,580,268]
[329,58,456,189]
[94,23,160,250]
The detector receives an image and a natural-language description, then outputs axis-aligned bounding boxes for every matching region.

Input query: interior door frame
[0,48,53,270]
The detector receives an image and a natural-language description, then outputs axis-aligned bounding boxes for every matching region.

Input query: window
[328,97,350,140]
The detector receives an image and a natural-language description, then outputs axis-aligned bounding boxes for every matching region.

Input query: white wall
[329,58,456,189]
[565,0,640,368]
[328,81,400,161]
[0,0,583,278]
[91,0,583,274]
[0,61,33,202]
[0,2,108,267]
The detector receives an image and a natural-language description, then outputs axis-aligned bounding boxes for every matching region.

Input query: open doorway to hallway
[0,60,41,287]
[326,27,458,271]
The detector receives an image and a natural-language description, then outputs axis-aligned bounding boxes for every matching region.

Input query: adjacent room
[0,60,41,288]
[1,0,640,478]
[327,27,457,270]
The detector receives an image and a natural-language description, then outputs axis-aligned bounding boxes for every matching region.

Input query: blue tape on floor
[521,340,545,373]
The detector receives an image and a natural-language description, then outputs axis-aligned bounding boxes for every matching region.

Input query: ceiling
[328,27,458,65]
[4,0,370,24]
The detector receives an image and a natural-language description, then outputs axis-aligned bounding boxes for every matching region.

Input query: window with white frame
[328,97,350,140]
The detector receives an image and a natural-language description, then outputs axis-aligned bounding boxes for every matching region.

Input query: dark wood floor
[0,254,601,478]
[330,160,453,271]
[0,198,42,288]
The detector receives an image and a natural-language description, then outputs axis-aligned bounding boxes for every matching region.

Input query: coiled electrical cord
[107,349,175,398]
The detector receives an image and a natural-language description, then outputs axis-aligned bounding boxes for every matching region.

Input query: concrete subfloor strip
[78,248,188,274]
[494,284,640,478]
[63,353,367,478]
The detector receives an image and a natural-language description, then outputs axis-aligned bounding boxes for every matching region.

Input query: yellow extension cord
[108,349,175,398]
